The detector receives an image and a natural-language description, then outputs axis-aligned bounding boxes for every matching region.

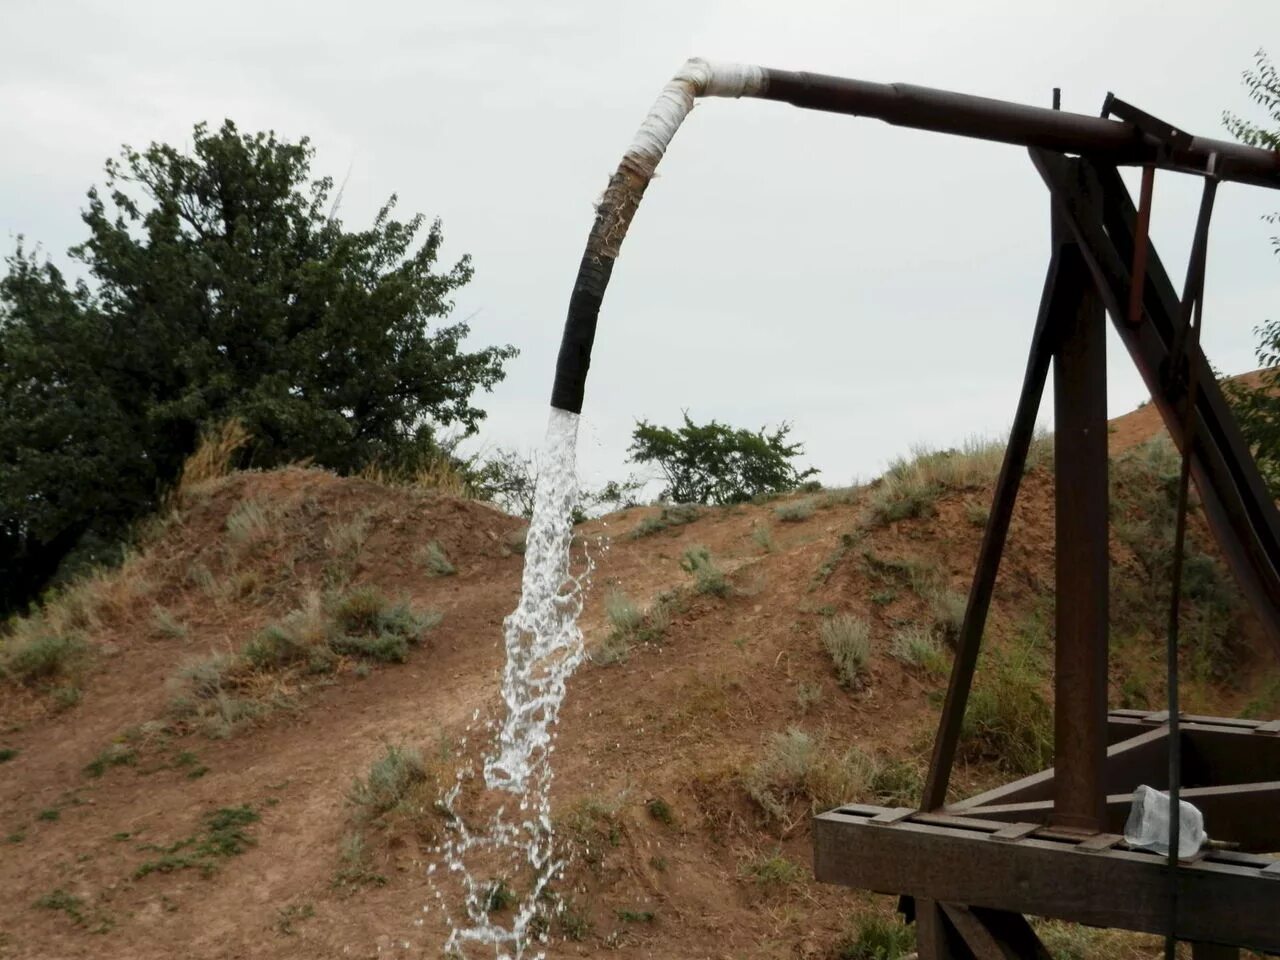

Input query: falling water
[430,407,591,959]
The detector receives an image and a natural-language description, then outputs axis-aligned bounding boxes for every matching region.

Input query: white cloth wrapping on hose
[626,58,765,172]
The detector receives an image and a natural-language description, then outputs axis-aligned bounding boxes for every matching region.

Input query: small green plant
[605,589,644,634]
[274,902,315,936]
[616,908,655,923]
[680,545,727,597]
[795,680,823,713]
[821,615,872,689]
[348,744,429,820]
[134,805,259,879]
[84,744,138,778]
[557,901,592,940]
[867,757,923,807]
[334,830,387,888]
[645,797,674,826]
[0,748,17,763]
[150,605,189,639]
[774,498,815,523]
[35,888,85,925]
[741,849,804,888]
[964,499,990,527]
[751,522,775,553]
[835,913,916,959]
[888,625,947,676]
[225,498,274,550]
[485,879,518,913]
[7,830,26,843]
[630,503,702,538]
[926,587,967,645]
[37,807,60,821]
[417,540,456,577]
[0,630,89,688]
[961,647,1053,776]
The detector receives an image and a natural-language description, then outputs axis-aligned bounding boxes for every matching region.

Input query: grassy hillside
[1,409,1277,960]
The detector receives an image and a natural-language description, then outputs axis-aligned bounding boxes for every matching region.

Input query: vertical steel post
[1050,159,1110,833]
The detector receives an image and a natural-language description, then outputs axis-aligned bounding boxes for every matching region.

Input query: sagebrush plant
[348,744,430,820]
[168,588,440,736]
[751,522,775,553]
[888,625,947,676]
[821,615,872,689]
[417,540,456,577]
[774,498,815,523]
[604,589,643,634]
[630,504,702,539]
[680,545,728,596]
[744,727,875,830]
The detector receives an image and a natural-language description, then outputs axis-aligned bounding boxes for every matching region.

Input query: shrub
[605,589,644,634]
[630,504,702,538]
[960,648,1053,775]
[744,727,875,827]
[680,545,728,596]
[821,615,871,689]
[740,850,804,888]
[225,499,275,550]
[835,913,916,960]
[348,744,429,820]
[888,625,947,676]
[0,629,89,687]
[751,523,775,553]
[417,540,456,577]
[774,499,815,523]
[926,587,968,645]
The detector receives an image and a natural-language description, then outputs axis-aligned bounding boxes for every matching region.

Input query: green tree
[1223,51,1280,493]
[628,413,816,505]
[0,120,515,614]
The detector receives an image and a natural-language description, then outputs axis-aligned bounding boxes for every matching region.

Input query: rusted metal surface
[1127,166,1155,326]
[760,71,1280,188]
[812,807,1280,952]
[1033,152,1280,653]
[1050,159,1110,833]
[954,726,1170,809]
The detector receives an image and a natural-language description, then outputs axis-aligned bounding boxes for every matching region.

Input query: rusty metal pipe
[550,60,1280,413]
[759,71,1280,188]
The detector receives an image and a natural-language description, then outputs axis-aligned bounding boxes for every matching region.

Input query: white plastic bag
[1123,784,1206,858]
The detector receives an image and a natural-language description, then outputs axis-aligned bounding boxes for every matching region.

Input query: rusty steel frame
[814,131,1280,957]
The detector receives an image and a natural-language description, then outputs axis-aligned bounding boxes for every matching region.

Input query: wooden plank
[812,810,1280,952]
[915,899,961,960]
[961,781,1280,852]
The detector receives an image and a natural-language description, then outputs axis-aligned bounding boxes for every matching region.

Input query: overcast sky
[3,1,1278,491]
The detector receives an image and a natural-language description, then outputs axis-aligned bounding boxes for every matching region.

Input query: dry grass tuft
[177,419,250,498]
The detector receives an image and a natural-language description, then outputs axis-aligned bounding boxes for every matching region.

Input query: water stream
[429,407,590,959]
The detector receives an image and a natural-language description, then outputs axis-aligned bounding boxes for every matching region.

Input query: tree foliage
[628,413,816,505]
[0,120,515,613]
[1223,51,1280,494]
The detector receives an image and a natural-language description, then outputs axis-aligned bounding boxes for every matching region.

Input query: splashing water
[431,407,591,959]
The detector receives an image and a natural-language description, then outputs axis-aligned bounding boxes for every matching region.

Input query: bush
[744,728,875,826]
[751,523,775,552]
[960,648,1053,775]
[604,589,643,634]
[417,540,455,577]
[348,745,429,820]
[0,629,88,687]
[630,504,702,539]
[740,850,804,888]
[680,545,727,597]
[774,498,815,523]
[821,615,871,689]
[888,625,947,676]
[835,914,916,960]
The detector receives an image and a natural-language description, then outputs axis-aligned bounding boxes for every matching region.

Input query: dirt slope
[1,397,1277,960]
